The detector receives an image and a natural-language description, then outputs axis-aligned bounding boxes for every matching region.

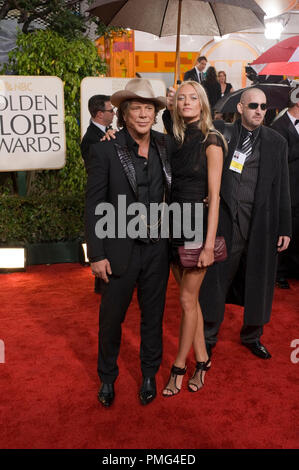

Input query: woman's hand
[197,246,214,268]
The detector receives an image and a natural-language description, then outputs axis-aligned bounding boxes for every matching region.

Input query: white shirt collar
[287,112,299,134]
[91,120,106,133]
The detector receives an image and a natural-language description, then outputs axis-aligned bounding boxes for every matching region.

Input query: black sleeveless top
[171,122,225,247]
[221,82,233,98]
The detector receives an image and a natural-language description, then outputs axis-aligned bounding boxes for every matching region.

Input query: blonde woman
[163,81,226,396]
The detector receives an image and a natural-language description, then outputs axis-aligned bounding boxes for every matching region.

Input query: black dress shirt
[231,123,261,239]
[124,128,164,242]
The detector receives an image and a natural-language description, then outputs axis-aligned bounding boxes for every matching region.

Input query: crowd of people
[81,64,298,408]
[183,55,234,116]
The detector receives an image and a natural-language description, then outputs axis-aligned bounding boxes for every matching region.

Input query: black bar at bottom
[0,449,297,467]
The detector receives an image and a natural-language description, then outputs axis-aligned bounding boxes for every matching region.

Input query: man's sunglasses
[102,108,115,113]
[247,102,267,110]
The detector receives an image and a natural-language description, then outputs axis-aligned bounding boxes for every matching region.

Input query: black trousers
[204,221,263,345]
[277,206,299,279]
[97,239,169,384]
[94,277,102,294]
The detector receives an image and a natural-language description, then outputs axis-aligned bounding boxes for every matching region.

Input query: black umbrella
[214,83,292,113]
[87,0,265,85]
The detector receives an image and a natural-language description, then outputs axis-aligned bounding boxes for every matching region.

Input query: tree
[0,0,128,40]
[0,0,87,38]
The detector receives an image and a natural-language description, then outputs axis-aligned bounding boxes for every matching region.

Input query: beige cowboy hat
[111,78,166,110]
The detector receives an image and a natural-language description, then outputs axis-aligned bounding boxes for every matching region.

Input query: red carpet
[0,263,298,449]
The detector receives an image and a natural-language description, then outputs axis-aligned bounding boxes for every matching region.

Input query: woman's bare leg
[175,268,206,366]
[193,302,209,362]
[188,301,211,391]
[163,267,206,395]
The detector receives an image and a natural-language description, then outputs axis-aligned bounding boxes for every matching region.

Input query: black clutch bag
[178,236,227,268]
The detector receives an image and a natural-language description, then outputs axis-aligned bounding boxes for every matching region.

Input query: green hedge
[0,194,85,244]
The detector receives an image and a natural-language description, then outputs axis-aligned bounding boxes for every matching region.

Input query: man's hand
[91,259,112,283]
[166,86,176,111]
[100,129,117,142]
[277,236,291,252]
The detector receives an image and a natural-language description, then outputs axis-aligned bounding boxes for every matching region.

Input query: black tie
[295,119,299,126]
[241,131,253,159]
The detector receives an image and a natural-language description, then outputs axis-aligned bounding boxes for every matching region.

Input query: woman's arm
[197,144,223,268]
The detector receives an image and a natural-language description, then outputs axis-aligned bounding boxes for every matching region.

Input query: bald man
[200,88,292,359]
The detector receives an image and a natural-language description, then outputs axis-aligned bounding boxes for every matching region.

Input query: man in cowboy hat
[85,78,173,407]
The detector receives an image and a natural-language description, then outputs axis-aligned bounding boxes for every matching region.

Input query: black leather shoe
[242,340,271,359]
[139,377,156,405]
[98,383,115,407]
[276,277,290,289]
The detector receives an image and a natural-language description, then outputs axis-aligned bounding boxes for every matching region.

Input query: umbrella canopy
[214,83,292,113]
[88,0,265,84]
[250,35,299,76]
[88,0,264,37]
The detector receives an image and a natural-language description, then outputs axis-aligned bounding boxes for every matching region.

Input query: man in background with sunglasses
[200,87,292,360]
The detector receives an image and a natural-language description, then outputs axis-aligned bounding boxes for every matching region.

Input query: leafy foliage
[0,194,85,244]
[0,0,88,39]
[94,20,128,39]
[0,0,127,39]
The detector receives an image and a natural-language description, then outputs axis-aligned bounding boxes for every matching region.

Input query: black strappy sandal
[188,359,211,392]
[162,365,187,397]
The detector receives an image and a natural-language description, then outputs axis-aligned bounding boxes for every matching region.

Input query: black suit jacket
[85,128,173,276]
[184,67,202,83]
[271,111,299,207]
[80,122,105,166]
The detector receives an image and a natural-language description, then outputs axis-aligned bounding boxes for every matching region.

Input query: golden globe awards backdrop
[0,76,66,171]
[80,77,166,138]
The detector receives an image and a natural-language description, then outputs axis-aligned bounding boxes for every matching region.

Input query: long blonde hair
[172,81,227,153]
